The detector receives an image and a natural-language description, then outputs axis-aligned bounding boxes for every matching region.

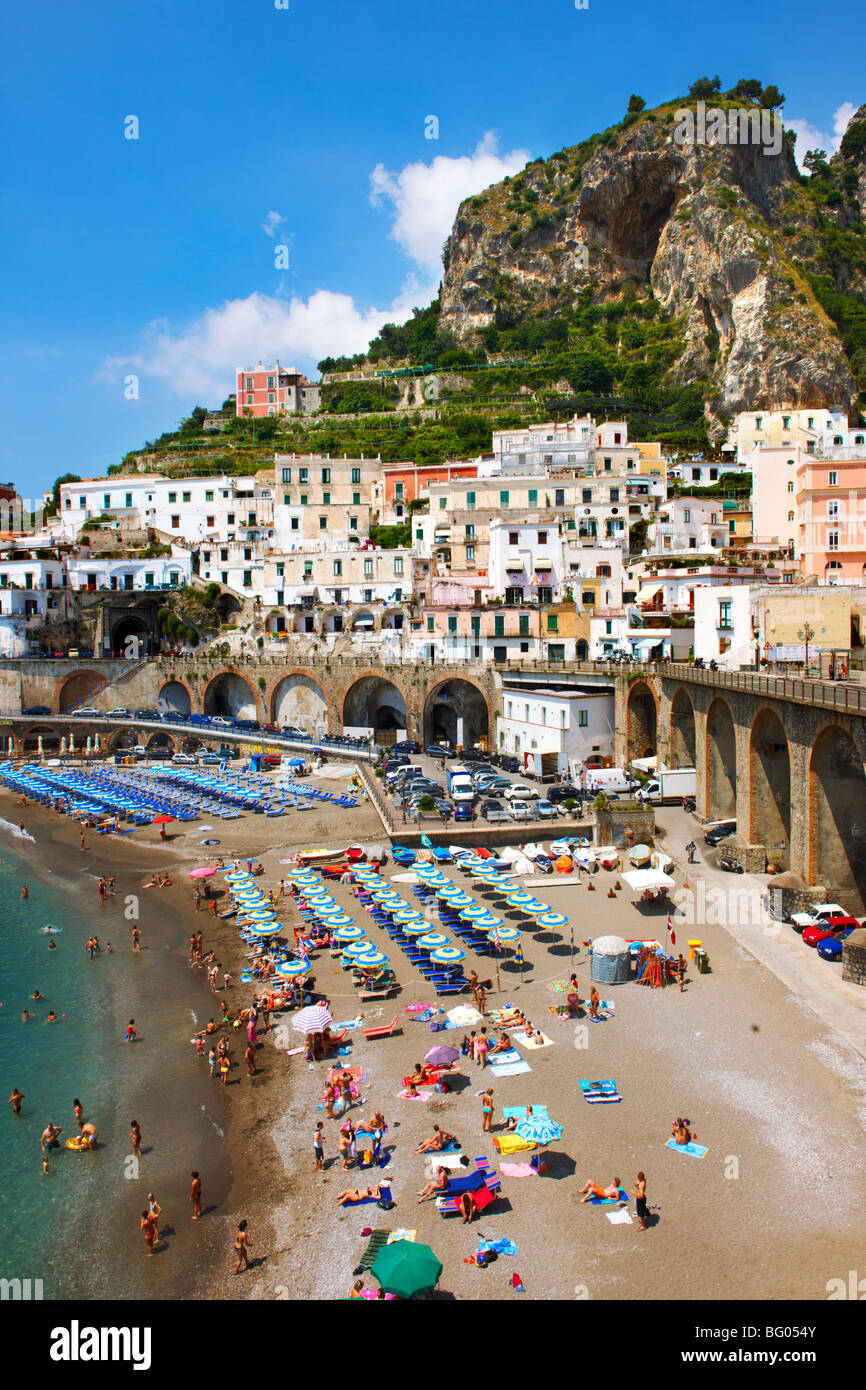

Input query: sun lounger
[363,1016,401,1040]
[436,1160,500,1215]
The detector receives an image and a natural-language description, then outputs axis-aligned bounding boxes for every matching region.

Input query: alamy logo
[0,1277,43,1299]
[673,100,783,157]
[49,1322,152,1371]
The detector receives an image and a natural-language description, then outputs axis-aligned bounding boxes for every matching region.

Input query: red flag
[667,914,676,947]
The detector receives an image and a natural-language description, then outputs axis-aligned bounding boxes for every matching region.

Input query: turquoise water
[0,828,234,1299]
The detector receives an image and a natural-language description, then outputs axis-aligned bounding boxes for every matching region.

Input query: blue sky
[1,0,863,496]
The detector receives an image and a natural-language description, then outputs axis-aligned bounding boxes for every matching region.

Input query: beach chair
[362,1016,401,1040]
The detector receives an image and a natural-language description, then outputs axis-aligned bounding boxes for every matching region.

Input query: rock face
[439,104,862,416]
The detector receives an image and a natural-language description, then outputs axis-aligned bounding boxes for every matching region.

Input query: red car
[801,915,859,947]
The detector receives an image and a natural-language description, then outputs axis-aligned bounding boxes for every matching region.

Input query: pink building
[235,361,319,417]
[797,457,866,584]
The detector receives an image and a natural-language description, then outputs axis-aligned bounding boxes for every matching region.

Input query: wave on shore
[0,815,36,841]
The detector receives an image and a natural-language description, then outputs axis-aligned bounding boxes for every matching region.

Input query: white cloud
[787,101,857,170]
[369,131,529,270]
[261,210,287,237]
[94,274,439,401]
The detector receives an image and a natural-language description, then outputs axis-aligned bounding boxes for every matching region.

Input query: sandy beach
[5,765,865,1302]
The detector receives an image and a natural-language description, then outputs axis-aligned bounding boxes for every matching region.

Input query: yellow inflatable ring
[65,1136,92,1151]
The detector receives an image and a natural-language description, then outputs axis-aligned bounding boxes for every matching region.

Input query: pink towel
[397,1087,433,1100]
[500,1162,538,1178]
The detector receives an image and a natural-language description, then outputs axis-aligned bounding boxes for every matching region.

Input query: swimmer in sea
[48,940,56,950]
[8,1088,25,1115]
[46,1011,57,1023]
[22,1010,32,1021]
[31,990,42,1000]
[78,1121,98,1148]
[20,885,29,900]
[73,1098,83,1123]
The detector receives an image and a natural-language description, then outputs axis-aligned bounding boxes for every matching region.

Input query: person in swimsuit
[190,1172,202,1219]
[130,1120,142,1159]
[417,1167,449,1203]
[9,1088,25,1115]
[333,1186,382,1205]
[579,1176,621,1203]
[633,1171,648,1231]
[481,1089,495,1132]
[42,1122,62,1152]
[78,1121,98,1147]
[140,1210,157,1257]
[415,1125,454,1154]
[313,1122,325,1171]
[233,1219,250,1274]
[459,1190,479,1224]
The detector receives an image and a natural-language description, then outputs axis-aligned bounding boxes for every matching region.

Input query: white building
[646,498,728,555]
[497,684,615,773]
[693,584,754,668]
[66,551,192,593]
[488,518,565,602]
[0,558,69,656]
[730,407,866,461]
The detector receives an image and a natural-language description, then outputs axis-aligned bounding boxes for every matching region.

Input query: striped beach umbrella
[242,909,277,921]
[334,924,366,942]
[246,921,283,937]
[473,913,503,930]
[519,900,551,916]
[321,913,355,928]
[353,949,389,966]
[430,945,465,964]
[275,958,310,977]
[536,911,569,930]
[492,925,521,943]
[393,908,426,923]
[516,1114,562,1146]
[225,870,254,882]
[292,1004,333,1033]
[417,932,450,950]
[402,921,430,937]
[344,939,375,957]
[506,890,535,908]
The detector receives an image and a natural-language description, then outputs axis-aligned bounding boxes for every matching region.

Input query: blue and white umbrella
[490,924,521,943]
[516,1115,563,1146]
[430,945,465,964]
[459,903,492,920]
[472,913,503,929]
[246,920,283,937]
[402,921,431,937]
[334,925,366,942]
[392,908,426,924]
[276,958,311,977]
[519,900,551,916]
[321,913,354,927]
[353,949,389,967]
[506,890,535,908]
[344,939,375,957]
[417,932,451,950]
[536,911,569,930]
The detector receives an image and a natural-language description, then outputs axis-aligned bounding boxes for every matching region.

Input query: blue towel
[589,1187,628,1206]
[665,1138,708,1158]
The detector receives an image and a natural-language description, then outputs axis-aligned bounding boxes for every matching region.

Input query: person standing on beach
[633,1171,648,1232]
[131,927,141,951]
[140,1209,157,1257]
[244,1039,257,1077]
[234,1219,251,1274]
[80,833,86,854]
[8,1087,25,1115]
[125,1019,137,1043]
[481,1089,495,1132]
[207,1047,217,1078]
[190,1171,202,1220]
[130,1120,142,1159]
[314,1122,325,1171]
[323,1082,336,1119]
[475,1029,489,1068]
[589,986,599,1020]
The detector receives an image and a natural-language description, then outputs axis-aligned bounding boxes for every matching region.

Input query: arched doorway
[22,725,60,754]
[158,680,191,717]
[808,725,866,908]
[423,679,490,750]
[146,732,176,754]
[626,682,657,759]
[203,673,258,720]
[342,676,407,741]
[706,697,737,819]
[57,671,107,714]
[576,639,589,662]
[111,615,151,658]
[749,708,790,866]
[270,674,328,733]
[181,736,203,754]
[669,688,696,768]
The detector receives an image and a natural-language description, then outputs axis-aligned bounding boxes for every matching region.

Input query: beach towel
[589,1187,628,1205]
[502,1105,549,1120]
[334,1016,363,1030]
[489,1060,532,1077]
[665,1138,708,1158]
[386,1229,417,1243]
[606,1209,633,1225]
[492,1133,536,1155]
[578,1078,622,1104]
[397,1087,434,1100]
[479,1238,518,1256]
[499,1163,538,1178]
[487,1047,522,1065]
[512,1030,554,1050]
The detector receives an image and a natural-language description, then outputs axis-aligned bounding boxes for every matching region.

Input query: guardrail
[10,714,376,761]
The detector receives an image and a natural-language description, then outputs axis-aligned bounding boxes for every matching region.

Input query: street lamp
[798,623,815,676]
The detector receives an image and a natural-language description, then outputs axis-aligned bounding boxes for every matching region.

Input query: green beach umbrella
[371,1239,442,1299]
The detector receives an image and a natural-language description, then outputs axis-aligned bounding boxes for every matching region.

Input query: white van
[582,767,637,794]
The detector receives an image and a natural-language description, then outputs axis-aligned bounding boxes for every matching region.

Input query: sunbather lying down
[414,1124,455,1154]
[333,1185,382,1205]
[579,1177,622,1203]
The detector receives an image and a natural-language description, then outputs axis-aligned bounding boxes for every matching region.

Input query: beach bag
[377,1198,395,1211]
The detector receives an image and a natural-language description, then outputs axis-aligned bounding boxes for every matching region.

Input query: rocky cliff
[439,99,866,420]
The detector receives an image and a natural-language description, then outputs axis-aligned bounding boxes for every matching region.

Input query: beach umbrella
[246,921,282,937]
[392,908,426,924]
[242,908,276,921]
[417,932,450,950]
[536,911,569,930]
[344,939,375,957]
[425,1044,460,1066]
[402,921,430,937]
[353,949,389,967]
[288,758,306,767]
[431,945,466,964]
[506,890,535,908]
[334,925,366,942]
[275,959,310,978]
[472,913,503,929]
[519,900,551,916]
[459,903,493,921]
[371,1240,442,1300]
[516,1114,563,1147]
[152,814,173,825]
[292,1004,333,1034]
[491,924,521,943]
[320,913,355,927]
[188,866,217,880]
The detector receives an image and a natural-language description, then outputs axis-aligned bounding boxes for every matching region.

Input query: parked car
[392,739,420,753]
[790,902,849,933]
[535,799,558,819]
[705,820,737,846]
[548,784,580,805]
[261,723,281,736]
[171,753,196,765]
[504,784,541,802]
[133,709,160,720]
[817,937,846,962]
[383,755,410,772]
[215,744,239,760]
[281,725,306,739]
[23,706,50,715]
[482,777,512,795]
[453,801,475,822]
[801,920,858,948]
[109,708,130,718]
[493,754,521,773]
[188,714,210,725]
[508,799,535,822]
[480,799,510,823]
[196,753,222,765]
[75,707,103,717]
[425,744,454,759]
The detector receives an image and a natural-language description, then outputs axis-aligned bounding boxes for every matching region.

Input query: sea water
[0,836,234,1299]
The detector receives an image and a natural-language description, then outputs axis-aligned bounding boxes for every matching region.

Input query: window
[145,572,154,588]
[528,489,538,506]
[245,377,253,391]
[333,560,342,576]
[787,481,794,493]
[828,500,839,519]
[465,524,475,539]
[519,614,530,635]
[505,586,522,605]
[547,613,558,632]
[719,601,732,630]
[299,468,309,483]
[466,545,475,562]
[394,482,404,499]
[364,558,373,577]
[578,709,589,727]
[500,491,510,508]
[300,495,307,507]
[427,616,435,632]
[787,511,795,522]
[351,468,361,484]
[290,517,299,531]
[470,614,480,635]
[439,496,448,510]
[349,516,358,531]
[537,587,552,604]
[182,491,191,503]
[333,591,343,606]
[709,469,718,481]
[582,489,592,504]
[243,570,252,587]
[267,375,274,389]
[605,620,612,635]
[102,493,111,509]
[391,557,403,577]
[322,492,330,506]
[319,516,327,530]
[283,494,291,506]
[220,548,228,562]
[829,471,838,486]
[609,487,619,502]
[363,589,372,603]
[227,512,235,525]
[168,492,176,504]
[171,515,180,529]
[246,394,253,406]
[494,615,505,637]
[125,492,133,508]
[281,468,291,484]
[465,492,475,510]
[554,489,565,507]
[755,417,763,430]
[782,416,790,429]
[276,563,284,577]
[448,615,457,633]
[603,457,612,471]
[509,531,519,545]
[683,508,691,523]
[321,468,330,484]
[537,530,547,544]
[582,590,594,606]
[352,492,361,506]
[828,532,839,551]
[221,571,228,585]
[303,561,313,575]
